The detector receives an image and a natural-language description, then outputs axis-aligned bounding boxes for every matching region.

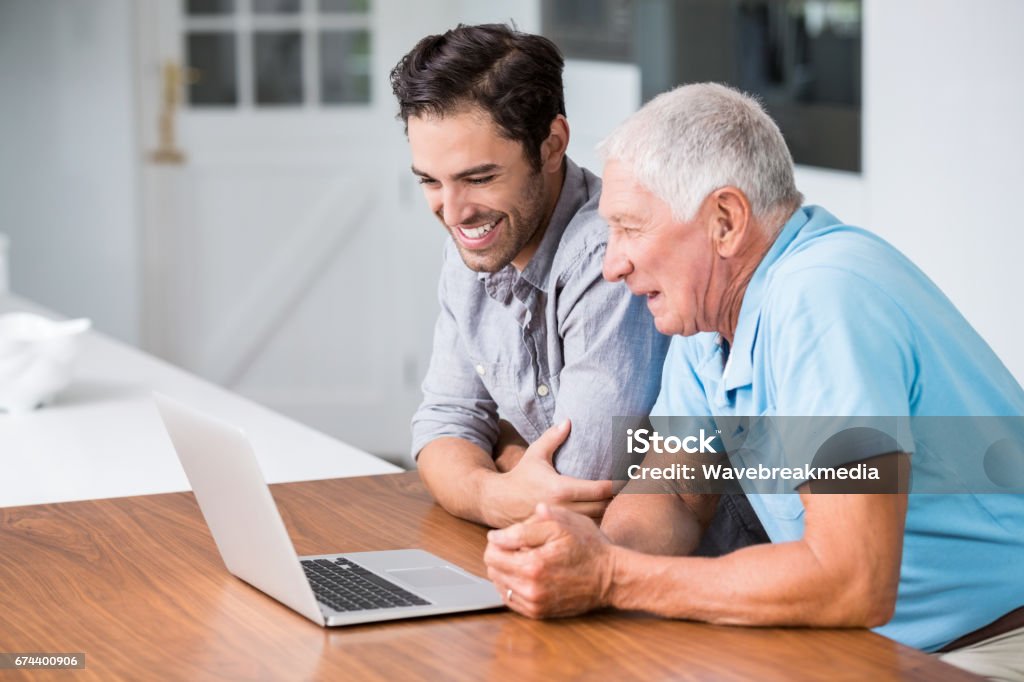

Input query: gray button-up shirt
[411,159,669,479]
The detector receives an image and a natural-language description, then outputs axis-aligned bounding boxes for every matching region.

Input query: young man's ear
[540,115,570,174]
[710,187,754,258]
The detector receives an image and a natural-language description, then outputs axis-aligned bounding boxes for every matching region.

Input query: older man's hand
[484,503,616,618]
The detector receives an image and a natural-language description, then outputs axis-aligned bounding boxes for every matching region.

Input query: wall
[861,0,1024,382]
[0,0,140,343]
[450,0,1024,383]
[683,1,1024,386]
[793,0,1024,382]
[2,0,1021,412]
[552,0,1024,384]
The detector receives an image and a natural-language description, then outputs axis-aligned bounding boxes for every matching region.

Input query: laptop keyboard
[301,557,431,612]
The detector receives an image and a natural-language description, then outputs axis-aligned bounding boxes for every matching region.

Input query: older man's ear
[708,187,755,258]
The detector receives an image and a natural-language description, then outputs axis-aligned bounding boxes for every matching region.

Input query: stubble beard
[453,170,548,273]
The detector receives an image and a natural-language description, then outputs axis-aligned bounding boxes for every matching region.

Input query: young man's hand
[480,420,615,528]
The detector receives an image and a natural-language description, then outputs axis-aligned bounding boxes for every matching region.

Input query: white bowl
[0,313,91,414]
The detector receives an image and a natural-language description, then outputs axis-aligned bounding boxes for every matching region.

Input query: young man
[388,24,674,529]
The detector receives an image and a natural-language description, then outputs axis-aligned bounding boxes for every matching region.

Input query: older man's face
[600,159,714,336]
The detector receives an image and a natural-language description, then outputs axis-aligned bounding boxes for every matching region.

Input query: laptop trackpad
[387,566,475,588]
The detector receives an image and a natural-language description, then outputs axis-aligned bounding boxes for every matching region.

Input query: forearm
[607,538,893,628]
[417,438,501,527]
[602,493,704,556]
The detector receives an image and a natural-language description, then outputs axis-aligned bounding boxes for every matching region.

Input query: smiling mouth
[458,220,498,239]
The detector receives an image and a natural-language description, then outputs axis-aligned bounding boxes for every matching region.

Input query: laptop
[153,393,503,627]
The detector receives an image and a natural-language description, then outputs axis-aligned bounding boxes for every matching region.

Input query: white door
[136,0,463,460]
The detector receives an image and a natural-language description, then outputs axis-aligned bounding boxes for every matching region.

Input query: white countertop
[0,295,400,508]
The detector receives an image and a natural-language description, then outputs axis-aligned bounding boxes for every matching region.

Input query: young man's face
[408,107,549,273]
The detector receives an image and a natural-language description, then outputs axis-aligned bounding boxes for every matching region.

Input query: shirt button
[475,364,486,376]
[537,384,549,397]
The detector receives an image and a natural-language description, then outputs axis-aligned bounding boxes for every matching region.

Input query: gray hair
[598,82,802,223]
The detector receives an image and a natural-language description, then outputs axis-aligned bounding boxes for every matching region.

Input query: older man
[484,83,1024,679]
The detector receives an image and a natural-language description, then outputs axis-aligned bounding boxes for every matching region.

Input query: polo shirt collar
[477,158,586,294]
[721,206,812,392]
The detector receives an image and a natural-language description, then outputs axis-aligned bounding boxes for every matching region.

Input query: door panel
[137,0,458,460]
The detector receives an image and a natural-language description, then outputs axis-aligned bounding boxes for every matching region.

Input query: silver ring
[506,588,513,602]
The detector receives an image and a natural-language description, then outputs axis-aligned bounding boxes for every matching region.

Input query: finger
[484,543,534,576]
[488,569,542,618]
[533,501,604,523]
[483,552,524,585]
[561,499,610,519]
[532,502,554,519]
[485,522,527,551]
[557,477,615,502]
[485,552,547,604]
[486,567,514,605]
[487,518,562,551]
[508,594,545,619]
[486,562,552,617]
[525,419,572,463]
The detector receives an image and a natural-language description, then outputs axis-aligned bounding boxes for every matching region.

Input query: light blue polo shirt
[653,205,1024,651]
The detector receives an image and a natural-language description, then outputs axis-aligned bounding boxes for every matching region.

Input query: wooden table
[0,472,977,681]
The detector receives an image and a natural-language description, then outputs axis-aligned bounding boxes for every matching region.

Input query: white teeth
[459,221,496,239]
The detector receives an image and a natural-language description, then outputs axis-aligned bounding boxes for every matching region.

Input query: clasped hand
[484,501,617,618]
[485,419,614,527]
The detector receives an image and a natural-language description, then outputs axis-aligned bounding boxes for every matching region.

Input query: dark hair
[390,23,566,171]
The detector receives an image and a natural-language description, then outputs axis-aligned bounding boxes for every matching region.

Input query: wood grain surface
[0,472,979,681]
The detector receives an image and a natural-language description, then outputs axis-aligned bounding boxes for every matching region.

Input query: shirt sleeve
[410,255,500,461]
[549,245,671,479]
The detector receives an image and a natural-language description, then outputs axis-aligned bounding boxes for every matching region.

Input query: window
[544,0,862,173]
[183,0,372,108]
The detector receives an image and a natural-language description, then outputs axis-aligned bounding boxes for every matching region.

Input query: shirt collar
[477,157,588,293]
[721,205,814,392]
